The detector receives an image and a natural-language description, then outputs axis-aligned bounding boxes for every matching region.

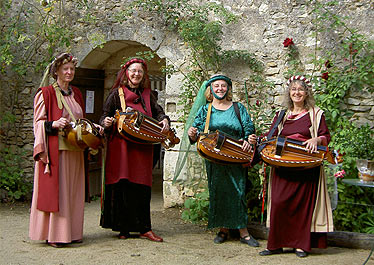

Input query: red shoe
[139,231,163,242]
[118,233,129,239]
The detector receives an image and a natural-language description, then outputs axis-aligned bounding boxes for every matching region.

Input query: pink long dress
[29,90,85,243]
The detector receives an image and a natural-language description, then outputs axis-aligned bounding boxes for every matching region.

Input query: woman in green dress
[187,75,259,247]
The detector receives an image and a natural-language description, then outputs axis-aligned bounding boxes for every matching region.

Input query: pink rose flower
[334,170,346,179]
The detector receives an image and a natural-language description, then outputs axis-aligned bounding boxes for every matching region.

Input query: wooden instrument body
[260,136,342,169]
[114,110,180,149]
[197,130,254,165]
[64,118,103,150]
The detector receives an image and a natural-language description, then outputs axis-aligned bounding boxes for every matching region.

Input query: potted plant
[351,124,374,181]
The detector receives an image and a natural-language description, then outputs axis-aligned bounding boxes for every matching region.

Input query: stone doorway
[76,40,167,198]
[71,68,105,197]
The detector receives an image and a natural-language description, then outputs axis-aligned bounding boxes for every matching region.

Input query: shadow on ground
[0,178,372,265]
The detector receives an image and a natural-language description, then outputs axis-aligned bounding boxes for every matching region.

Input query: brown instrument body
[63,118,103,150]
[197,130,254,165]
[260,136,342,169]
[114,110,180,149]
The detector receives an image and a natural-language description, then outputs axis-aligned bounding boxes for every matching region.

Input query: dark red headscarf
[111,58,150,90]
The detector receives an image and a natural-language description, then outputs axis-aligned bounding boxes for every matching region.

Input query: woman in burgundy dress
[100,58,169,242]
[259,76,333,258]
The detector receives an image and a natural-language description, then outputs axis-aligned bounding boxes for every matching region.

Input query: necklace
[59,85,72,96]
[291,108,306,115]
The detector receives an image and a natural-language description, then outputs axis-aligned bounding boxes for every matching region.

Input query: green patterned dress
[192,102,255,229]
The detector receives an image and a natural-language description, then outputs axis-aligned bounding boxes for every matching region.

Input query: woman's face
[127,63,144,88]
[211,80,228,99]
[56,62,75,83]
[289,82,307,105]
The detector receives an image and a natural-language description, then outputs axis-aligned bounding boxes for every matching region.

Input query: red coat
[36,85,84,212]
[104,85,154,187]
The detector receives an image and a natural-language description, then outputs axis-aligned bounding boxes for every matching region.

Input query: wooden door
[71,68,105,197]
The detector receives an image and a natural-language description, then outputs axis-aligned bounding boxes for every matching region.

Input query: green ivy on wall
[0,0,104,201]
[115,0,267,120]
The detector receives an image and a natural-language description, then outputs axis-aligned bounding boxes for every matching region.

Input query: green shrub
[362,210,374,234]
[181,189,209,224]
[0,148,32,201]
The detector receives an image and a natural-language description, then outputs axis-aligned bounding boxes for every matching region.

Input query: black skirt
[100,179,152,235]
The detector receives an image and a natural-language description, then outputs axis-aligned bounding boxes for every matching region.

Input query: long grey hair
[283,78,315,110]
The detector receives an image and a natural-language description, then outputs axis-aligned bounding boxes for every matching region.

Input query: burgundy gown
[266,111,330,252]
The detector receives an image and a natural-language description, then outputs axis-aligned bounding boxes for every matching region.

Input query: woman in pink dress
[259,76,333,258]
[29,53,103,248]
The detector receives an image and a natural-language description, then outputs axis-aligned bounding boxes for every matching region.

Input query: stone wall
[1,0,374,206]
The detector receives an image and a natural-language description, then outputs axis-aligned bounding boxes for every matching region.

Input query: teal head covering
[173,75,234,182]
[173,80,208,182]
[206,75,232,100]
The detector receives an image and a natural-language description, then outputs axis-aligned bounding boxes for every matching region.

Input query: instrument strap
[117,87,127,132]
[118,87,127,111]
[53,82,76,123]
[267,109,286,139]
[233,102,245,137]
[203,103,212,134]
[257,109,286,153]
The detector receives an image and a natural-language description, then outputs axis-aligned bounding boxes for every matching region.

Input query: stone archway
[71,23,188,207]
[73,40,168,198]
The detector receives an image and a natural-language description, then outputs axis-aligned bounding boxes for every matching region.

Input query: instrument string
[219,142,253,157]
[136,122,165,137]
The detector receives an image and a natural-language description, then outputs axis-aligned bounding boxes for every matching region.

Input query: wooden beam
[247,223,374,250]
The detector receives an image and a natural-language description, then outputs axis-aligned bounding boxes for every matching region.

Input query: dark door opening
[71,68,105,197]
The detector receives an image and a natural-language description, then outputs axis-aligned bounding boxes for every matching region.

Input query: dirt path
[0,190,373,265]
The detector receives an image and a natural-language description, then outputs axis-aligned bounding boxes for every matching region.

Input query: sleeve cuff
[45,121,58,135]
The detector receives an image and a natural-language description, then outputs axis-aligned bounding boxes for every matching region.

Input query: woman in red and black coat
[100,58,169,242]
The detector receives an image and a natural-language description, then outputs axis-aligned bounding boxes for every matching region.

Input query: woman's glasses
[128,69,144,74]
[290,88,306,93]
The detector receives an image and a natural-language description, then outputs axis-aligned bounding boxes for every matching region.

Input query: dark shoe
[71,239,83,244]
[295,249,308,258]
[47,242,65,248]
[213,231,228,244]
[140,231,163,242]
[259,248,283,256]
[240,235,259,247]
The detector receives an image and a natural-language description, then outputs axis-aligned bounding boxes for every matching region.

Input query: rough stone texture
[1,0,374,206]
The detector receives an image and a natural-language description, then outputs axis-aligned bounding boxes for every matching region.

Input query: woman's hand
[241,140,251,153]
[188,127,198,142]
[103,117,114,129]
[303,137,320,153]
[248,134,257,145]
[52,117,69,129]
[159,118,170,133]
[94,124,104,135]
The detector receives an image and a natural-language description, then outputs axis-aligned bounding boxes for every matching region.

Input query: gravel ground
[0,187,373,265]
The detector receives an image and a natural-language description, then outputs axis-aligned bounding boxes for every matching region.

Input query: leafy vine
[116,0,267,121]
